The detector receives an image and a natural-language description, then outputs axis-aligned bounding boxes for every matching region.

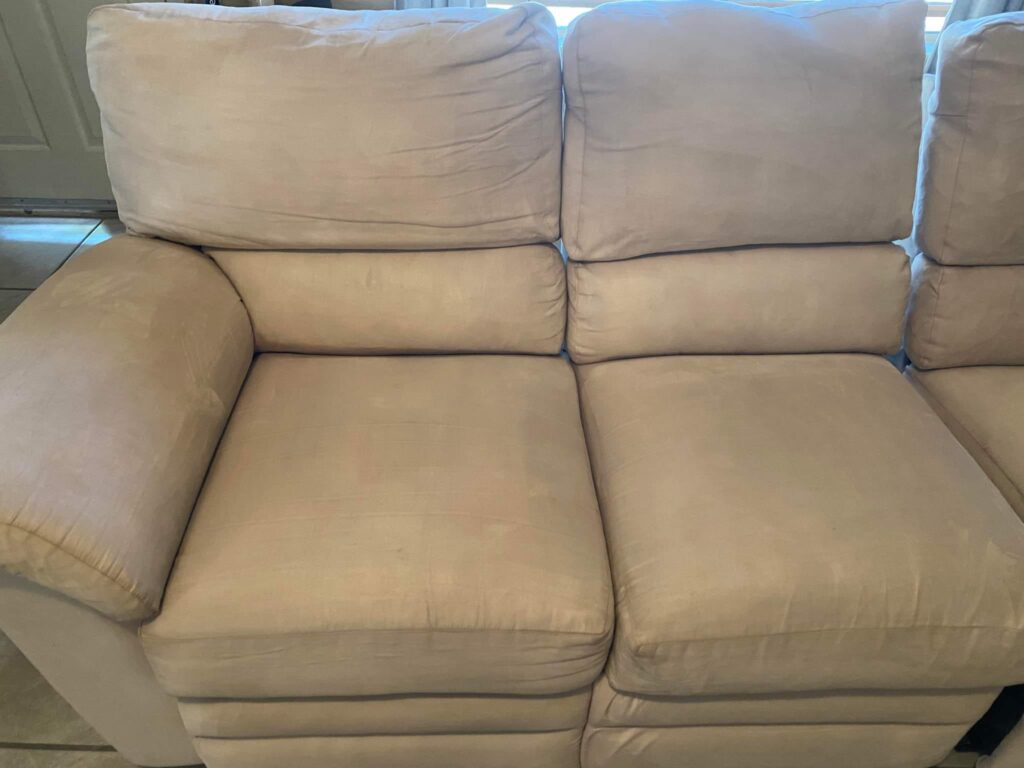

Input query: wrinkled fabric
[577,354,1024,697]
[0,236,252,621]
[568,244,909,363]
[87,3,562,249]
[561,0,924,261]
[143,354,612,698]
[907,254,1024,369]
[914,13,1024,265]
[210,245,565,354]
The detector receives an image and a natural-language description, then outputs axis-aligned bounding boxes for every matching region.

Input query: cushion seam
[586,721,978,731]
[192,726,582,742]
[628,622,1024,658]
[0,522,153,617]
[143,624,613,645]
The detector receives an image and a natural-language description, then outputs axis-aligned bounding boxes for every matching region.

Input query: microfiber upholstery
[143,355,613,699]
[87,3,562,249]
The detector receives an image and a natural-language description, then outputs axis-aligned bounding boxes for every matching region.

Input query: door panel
[0,0,125,205]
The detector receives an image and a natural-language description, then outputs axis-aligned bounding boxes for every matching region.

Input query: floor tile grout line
[0,218,103,291]
[52,219,103,275]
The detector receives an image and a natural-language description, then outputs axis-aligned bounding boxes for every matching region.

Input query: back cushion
[905,15,1024,371]
[561,0,925,262]
[907,255,1024,370]
[87,4,561,249]
[569,245,909,363]
[210,246,565,355]
[913,14,1024,266]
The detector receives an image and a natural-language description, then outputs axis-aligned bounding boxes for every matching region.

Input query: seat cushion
[142,355,612,699]
[908,366,1024,519]
[577,354,1024,697]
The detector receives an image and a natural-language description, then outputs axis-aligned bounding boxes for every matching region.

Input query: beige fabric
[577,354,1024,697]
[568,244,909,363]
[87,4,561,250]
[0,235,252,621]
[907,255,1024,369]
[179,689,590,738]
[582,722,966,768]
[210,245,565,355]
[194,730,580,768]
[588,677,997,728]
[0,572,198,768]
[922,72,936,117]
[908,366,1024,519]
[561,0,924,262]
[143,354,612,698]
[914,13,1024,266]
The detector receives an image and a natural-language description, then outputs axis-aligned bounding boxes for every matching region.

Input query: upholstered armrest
[0,235,253,621]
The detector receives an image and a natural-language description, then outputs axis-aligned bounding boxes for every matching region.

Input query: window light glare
[490,1,950,35]
[490,4,588,26]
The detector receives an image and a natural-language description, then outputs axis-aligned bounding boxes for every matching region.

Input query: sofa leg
[0,571,198,767]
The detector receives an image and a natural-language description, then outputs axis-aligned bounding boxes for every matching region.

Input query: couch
[905,12,1024,521]
[0,2,1022,768]
[904,13,1024,768]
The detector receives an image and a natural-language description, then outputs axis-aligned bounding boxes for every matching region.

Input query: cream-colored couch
[904,13,1024,768]
[0,2,1022,768]
[561,3,1024,767]
[905,13,1024,520]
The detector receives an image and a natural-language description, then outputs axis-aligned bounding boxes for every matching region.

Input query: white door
[0,0,137,210]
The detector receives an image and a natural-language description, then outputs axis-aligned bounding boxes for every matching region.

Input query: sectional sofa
[0,2,1022,768]
[905,13,1024,522]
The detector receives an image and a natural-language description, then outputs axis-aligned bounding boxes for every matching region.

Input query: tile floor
[0,632,133,767]
[0,217,125,324]
[0,216,989,768]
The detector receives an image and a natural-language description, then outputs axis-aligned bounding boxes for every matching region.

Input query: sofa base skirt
[194,730,582,768]
[179,688,591,738]
[582,677,998,768]
[583,722,969,768]
[180,689,591,768]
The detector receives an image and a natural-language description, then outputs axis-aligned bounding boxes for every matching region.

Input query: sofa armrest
[0,235,253,621]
